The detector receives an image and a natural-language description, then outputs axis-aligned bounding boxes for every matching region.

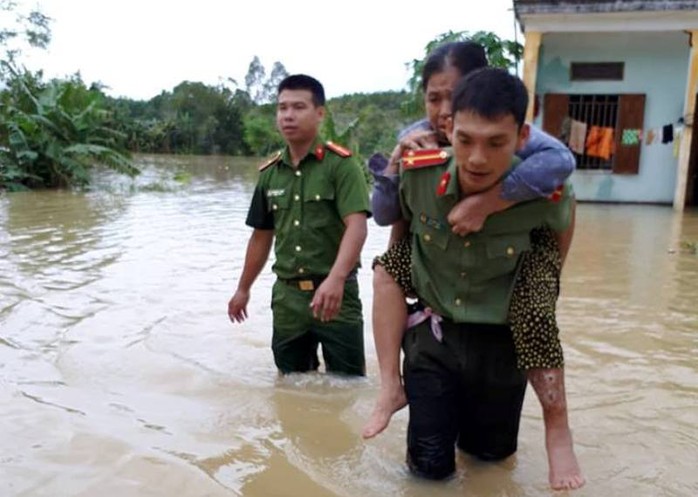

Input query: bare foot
[547,427,585,490]
[362,383,407,439]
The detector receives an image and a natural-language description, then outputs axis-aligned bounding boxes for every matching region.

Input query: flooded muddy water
[1,154,696,496]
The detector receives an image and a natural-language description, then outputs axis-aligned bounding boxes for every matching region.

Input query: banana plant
[321,106,370,185]
[0,64,138,190]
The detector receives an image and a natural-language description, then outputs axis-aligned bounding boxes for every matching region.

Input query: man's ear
[516,123,531,151]
[317,105,326,120]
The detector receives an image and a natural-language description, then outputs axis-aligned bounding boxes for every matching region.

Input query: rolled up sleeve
[501,126,576,201]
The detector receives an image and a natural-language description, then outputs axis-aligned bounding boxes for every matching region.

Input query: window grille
[568,94,619,170]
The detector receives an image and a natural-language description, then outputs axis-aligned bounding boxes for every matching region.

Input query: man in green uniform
[398,68,575,479]
[228,74,371,376]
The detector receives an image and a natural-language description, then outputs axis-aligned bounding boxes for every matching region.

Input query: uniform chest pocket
[267,192,291,213]
[481,232,531,279]
[412,217,449,250]
[304,187,337,227]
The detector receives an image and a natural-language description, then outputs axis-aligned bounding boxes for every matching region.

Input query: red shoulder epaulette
[548,184,564,202]
[401,148,450,170]
[325,141,352,157]
[258,150,282,171]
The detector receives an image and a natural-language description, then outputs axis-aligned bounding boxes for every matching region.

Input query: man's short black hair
[451,68,528,128]
[277,74,325,107]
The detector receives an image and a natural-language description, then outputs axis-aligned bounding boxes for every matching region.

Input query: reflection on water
[1,154,697,497]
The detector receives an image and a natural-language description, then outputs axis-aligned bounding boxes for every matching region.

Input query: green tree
[0,69,137,189]
[321,106,371,185]
[106,81,249,155]
[244,56,267,104]
[262,61,289,103]
[244,56,289,104]
[328,91,410,156]
[242,106,283,156]
[0,4,137,190]
[0,0,51,68]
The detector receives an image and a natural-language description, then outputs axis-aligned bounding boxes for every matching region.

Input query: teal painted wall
[534,31,689,203]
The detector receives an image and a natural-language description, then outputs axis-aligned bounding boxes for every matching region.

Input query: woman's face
[423,64,461,144]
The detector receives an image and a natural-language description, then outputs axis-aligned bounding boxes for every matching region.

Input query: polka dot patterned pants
[373,227,564,370]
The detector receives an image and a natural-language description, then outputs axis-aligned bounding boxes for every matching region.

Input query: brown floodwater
[1,155,696,497]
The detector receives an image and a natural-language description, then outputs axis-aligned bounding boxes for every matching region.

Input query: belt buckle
[298,279,315,291]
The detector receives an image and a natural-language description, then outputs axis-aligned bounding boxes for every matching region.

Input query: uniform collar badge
[548,185,564,202]
[436,171,451,196]
[313,144,325,161]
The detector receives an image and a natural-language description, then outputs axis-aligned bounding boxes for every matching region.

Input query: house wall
[534,31,689,203]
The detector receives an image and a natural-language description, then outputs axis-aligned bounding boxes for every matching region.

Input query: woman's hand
[385,130,439,174]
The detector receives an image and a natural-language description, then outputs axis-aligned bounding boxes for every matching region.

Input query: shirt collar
[280,136,325,166]
[443,151,460,198]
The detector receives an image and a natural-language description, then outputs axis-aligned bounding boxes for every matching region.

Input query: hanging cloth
[621,128,642,146]
[646,128,656,145]
[586,126,615,160]
[662,124,674,144]
[568,119,587,155]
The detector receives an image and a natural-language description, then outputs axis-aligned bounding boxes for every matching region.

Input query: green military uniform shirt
[400,149,573,324]
[246,137,371,279]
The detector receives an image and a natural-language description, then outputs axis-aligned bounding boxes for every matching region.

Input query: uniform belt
[278,275,327,291]
[278,272,357,291]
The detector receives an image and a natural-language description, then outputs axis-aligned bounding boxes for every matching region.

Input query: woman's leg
[527,367,584,490]
[509,227,584,490]
[362,265,408,438]
[363,237,414,439]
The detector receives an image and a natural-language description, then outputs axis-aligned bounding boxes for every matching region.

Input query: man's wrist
[326,270,348,283]
[236,283,251,294]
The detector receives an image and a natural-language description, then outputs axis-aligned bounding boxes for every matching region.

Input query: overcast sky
[18,0,522,101]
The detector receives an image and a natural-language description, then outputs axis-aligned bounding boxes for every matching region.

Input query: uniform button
[295,170,302,177]
[294,194,300,201]
[506,247,515,256]
[464,240,471,248]
[423,234,431,242]
[298,267,305,274]
[295,246,302,252]
[455,298,462,306]
[315,194,320,201]
[293,220,300,226]
[272,204,278,210]
[460,272,467,278]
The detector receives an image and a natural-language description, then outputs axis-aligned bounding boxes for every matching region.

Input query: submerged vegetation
[0,2,521,190]
[680,240,697,254]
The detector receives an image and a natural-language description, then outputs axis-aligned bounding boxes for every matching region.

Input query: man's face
[276,89,324,145]
[424,65,461,144]
[449,110,529,195]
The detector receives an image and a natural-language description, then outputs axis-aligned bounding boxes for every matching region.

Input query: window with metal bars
[543,93,645,175]
[568,94,618,170]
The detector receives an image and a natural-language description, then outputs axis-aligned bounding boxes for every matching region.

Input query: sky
[16,0,523,101]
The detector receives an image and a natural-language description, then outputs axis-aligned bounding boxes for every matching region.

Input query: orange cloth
[585,126,615,160]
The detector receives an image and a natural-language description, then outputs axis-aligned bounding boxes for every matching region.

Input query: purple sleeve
[368,153,401,226]
[501,125,576,201]
[369,119,432,226]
